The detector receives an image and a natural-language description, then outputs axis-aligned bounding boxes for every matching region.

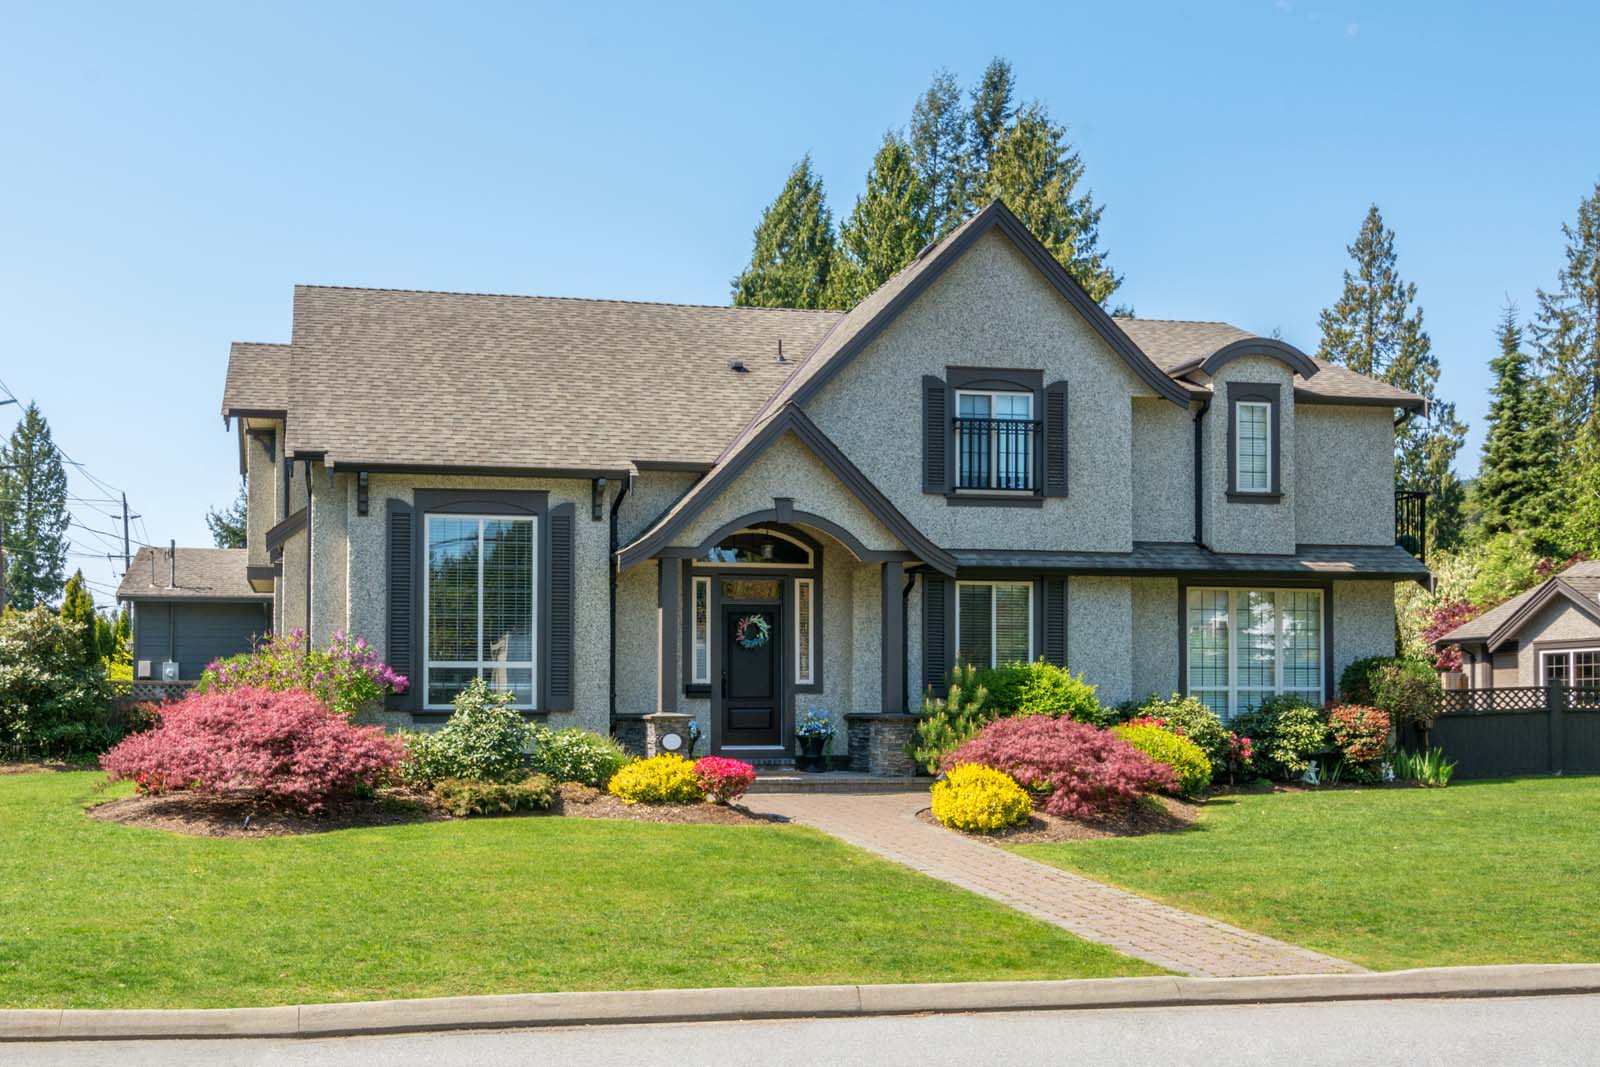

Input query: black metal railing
[1396,489,1428,564]
[954,417,1040,492]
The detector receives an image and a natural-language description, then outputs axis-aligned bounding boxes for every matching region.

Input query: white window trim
[955,389,1035,493]
[1186,586,1323,719]
[954,580,1035,668]
[794,576,815,686]
[692,527,814,569]
[422,513,539,711]
[690,575,711,685]
[1234,400,1272,493]
[1541,648,1600,686]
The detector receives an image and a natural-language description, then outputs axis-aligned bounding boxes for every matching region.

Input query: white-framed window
[1234,401,1271,493]
[956,580,1033,667]
[690,575,711,685]
[697,528,813,568]
[1186,587,1322,720]
[794,576,815,685]
[1542,648,1600,689]
[955,390,1034,491]
[423,514,537,709]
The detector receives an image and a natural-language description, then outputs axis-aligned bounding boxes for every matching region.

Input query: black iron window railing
[1396,489,1429,564]
[954,417,1040,491]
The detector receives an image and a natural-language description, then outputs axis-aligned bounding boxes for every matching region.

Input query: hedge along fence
[1420,685,1600,778]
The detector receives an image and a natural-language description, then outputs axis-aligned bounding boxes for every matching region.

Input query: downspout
[303,458,313,638]
[1192,396,1211,545]
[608,476,631,726]
[902,567,917,712]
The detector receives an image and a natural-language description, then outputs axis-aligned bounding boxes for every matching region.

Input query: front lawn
[1013,777,1600,971]
[0,772,1156,1008]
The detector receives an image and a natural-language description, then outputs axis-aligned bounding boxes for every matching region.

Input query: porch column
[880,560,905,713]
[657,557,679,713]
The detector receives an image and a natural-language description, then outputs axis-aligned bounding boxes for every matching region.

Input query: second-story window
[956,390,1036,491]
[1234,401,1271,492]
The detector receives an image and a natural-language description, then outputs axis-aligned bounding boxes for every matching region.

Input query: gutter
[608,475,632,726]
[1191,396,1211,545]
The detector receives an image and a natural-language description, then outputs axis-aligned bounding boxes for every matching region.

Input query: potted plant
[795,708,835,772]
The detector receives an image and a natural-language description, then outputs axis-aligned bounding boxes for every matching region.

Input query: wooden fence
[1423,685,1600,778]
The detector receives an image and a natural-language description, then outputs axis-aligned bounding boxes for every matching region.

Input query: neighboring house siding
[1130,399,1194,543]
[1296,405,1394,546]
[1068,576,1134,705]
[805,228,1150,553]
[133,601,270,679]
[1202,356,1297,555]
[1515,600,1600,684]
[1333,580,1398,678]
[1130,576,1180,700]
[1492,650,1520,687]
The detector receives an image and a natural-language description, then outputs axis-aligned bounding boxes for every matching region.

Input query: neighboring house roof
[222,342,290,419]
[116,547,272,602]
[1435,561,1600,650]
[953,542,1431,581]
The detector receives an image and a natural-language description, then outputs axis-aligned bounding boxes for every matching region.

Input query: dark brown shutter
[922,574,950,698]
[1044,381,1068,497]
[1043,578,1067,667]
[546,503,575,711]
[922,374,949,493]
[385,499,416,710]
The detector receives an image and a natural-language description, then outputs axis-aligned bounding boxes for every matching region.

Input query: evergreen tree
[1475,304,1561,540]
[983,101,1120,305]
[0,402,70,609]
[910,69,970,238]
[825,133,933,309]
[731,156,836,310]
[1316,205,1468,548]
[1559,431,1600,557]
[966,58,1016,186]
[59,569,99,667]
[206,481,248,549]
[1532,178,1600,451]
[109,603,132,665]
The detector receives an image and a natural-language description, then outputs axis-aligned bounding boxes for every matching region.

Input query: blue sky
[2,2,1595,606]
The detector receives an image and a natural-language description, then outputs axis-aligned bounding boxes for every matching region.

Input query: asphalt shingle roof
[221,342,289,418]
[116,547,270,602]
[952,541,1431,580]
[1437,561,1600,643]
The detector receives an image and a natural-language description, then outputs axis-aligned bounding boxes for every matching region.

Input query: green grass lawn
[0,772,1156,1008]
[1014,777,1600,971]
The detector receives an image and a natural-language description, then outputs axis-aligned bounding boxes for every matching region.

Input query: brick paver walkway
[742,790,1363,978]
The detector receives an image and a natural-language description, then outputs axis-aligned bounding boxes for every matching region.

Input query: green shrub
[400,680,535,785]
[607,754,705,804]
[0,607,117,759]
[1111,722,1212,797]
[1371,657,1443,735]
[529,727,630,787]
[910,664,992,774]
[931,764,1032,832]
[1126,694,1228,766]
[432,774,556,816]
[1391,747,1457,787]
[979,660,1106,724]
[1233,696,1330,780]
[1338,656,1390,706]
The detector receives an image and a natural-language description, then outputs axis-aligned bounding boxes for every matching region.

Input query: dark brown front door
[722,605,782,748]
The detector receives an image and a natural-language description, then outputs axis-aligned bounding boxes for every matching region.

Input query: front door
[721,604,783,748]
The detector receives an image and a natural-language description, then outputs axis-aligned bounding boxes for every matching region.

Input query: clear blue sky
[3,2,1596,607]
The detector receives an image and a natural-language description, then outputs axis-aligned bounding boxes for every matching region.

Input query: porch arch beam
[658,509,916,565]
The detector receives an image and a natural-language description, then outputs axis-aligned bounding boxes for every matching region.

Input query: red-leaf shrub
[693,756,757,804]
[1420,599,1483,671]
[945,717,1175,819]
[1328,704,1391,767]
[100,687,405,812]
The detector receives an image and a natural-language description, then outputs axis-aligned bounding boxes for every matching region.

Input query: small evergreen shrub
[432,774,556,817]
[199,628,407,718]
[979,660,1106,724]
[931,764,1032,832]
[400,680,535,785]
[99,687,404,812]
[0,606,117,758]
[528,726,630,787]
[946,717,1175,819]
[1371,658,1443,735]
[1125,694,1229,767]
[1233,696,1330,780]
[1328,704,1391,782]
[608,754,705,804]
[1112,722,1212,797]
[693,756,757,803]
[1338,656,1390,706]
[910,664,992,773]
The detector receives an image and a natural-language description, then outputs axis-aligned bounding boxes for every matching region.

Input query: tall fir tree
[1475,304,1561,541]
[910,69,969,238]
[0,401,70,609]
[966,58,1016,186]
[825,133,933,309]
[731,156,836,310]
[1531,178,1600,452]
[109,603,132,665]
[59,569,100,667]
[206,481,248,548]
[1316,205,1468,548]
[983,102,1120,305]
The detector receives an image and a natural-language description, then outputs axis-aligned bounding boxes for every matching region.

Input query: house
[1433,560,1600,690]
[116,545,272,681]
[218,201,1427,769]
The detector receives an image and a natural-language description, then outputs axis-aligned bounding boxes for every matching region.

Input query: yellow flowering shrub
[930,763,1032,832]
[1112,722,1212,797]
[607,753,705,804]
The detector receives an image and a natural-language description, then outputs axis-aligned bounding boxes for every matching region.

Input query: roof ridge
[293,284,845,315]
[1113,316,1243,326]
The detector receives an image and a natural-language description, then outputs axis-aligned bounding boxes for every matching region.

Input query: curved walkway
[741,790,1363,978]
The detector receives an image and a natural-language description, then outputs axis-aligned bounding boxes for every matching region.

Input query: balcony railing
[954,417,1040,492]
[1396,489,1428,564]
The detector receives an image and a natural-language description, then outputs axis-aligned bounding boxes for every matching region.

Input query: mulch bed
[85,781,788,839]
[918,794,1200,844]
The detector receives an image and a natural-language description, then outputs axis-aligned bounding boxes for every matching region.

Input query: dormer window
[1225,382,1282,502]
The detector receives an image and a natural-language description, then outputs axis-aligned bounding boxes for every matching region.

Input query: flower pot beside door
[794,708,835,772]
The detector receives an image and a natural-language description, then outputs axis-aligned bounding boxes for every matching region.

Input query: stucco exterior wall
[244,427,278,568]
[1202,356,1297,555]
[309,471,349,647]
[805,227,1162,553]
[277,529,306,637]
[1130,576,1180,701]
[1515,599,1600,684]
[1067,576,1133,705]
[1131,398,1195,543]
[850,561,884,715]
[619,470,700,545]
[1296,405,1394,546]
[1332,580,1398,681]
[614,559,659,716]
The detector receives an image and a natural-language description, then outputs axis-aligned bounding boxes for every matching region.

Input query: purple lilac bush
[199,628,407,718]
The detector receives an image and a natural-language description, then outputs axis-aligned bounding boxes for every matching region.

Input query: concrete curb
[5,964,1599,1042]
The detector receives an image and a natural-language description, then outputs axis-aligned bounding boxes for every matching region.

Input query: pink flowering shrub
[200,629,407,718]
[694,756,757,804]
[945,717,1175,819]
[100,687,405,812]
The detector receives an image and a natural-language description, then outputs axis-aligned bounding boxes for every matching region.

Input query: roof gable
[1437,562,1600,649]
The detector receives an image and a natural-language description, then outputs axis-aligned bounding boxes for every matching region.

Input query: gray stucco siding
[1296,405,1394,546]
[245,426,279,568]
[619,469,701,545]
[1202,356,1297,555]
[1332,579,1398,684]
[1515,599,1600,684]
[1067,576,1134,705]
[1131,399,1195,542]
[1130,576,1180,701]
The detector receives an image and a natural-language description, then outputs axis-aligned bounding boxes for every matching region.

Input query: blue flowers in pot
[795,708,835,772]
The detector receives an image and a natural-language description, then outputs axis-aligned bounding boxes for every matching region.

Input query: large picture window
[1186,586,1322,719]
[424,514,537,709]
[956,581,1033,667]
